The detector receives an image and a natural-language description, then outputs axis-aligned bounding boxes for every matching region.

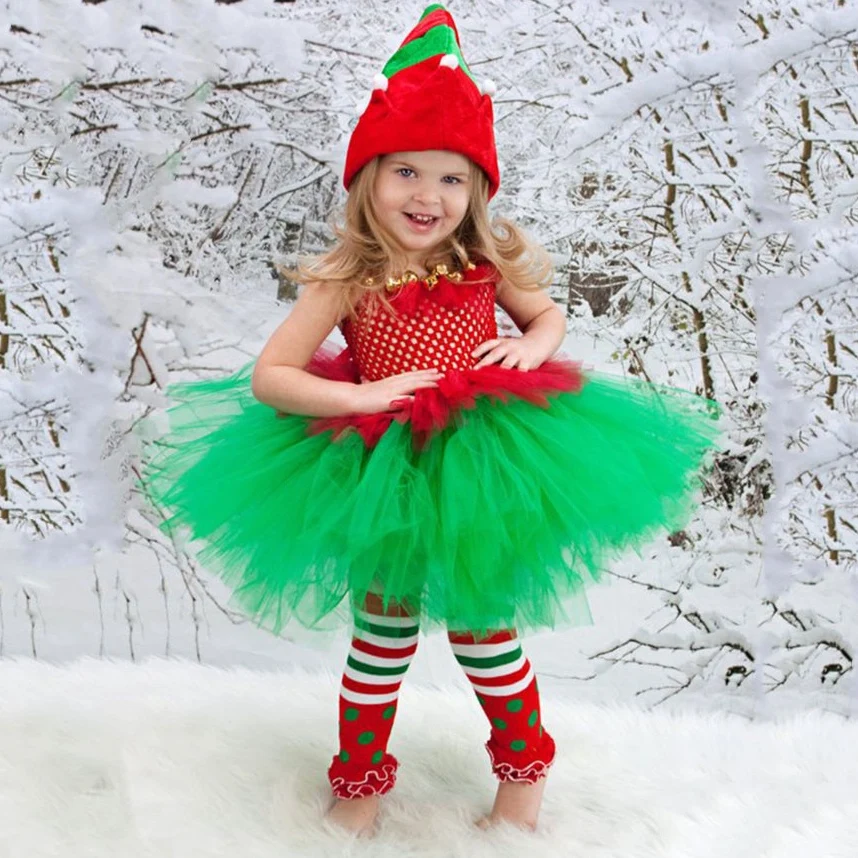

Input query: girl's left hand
[472,336,546,371]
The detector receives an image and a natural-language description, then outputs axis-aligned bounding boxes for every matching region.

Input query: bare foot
[475,777,548,831]
[325,794,380,837]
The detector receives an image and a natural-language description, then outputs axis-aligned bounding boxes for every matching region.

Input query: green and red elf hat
[343,4,500,198]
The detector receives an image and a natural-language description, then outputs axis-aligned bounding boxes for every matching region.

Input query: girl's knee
[447,627,518,644]
[360,591,420,618]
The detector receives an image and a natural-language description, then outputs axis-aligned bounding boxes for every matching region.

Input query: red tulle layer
[304,346,585,449]
[379,260,497,316]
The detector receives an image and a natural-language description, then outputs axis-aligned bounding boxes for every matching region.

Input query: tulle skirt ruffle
[136,353,721,638]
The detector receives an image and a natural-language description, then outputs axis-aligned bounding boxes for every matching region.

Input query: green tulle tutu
[136,359,721,639]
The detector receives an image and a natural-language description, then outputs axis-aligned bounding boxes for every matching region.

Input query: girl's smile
[403,211,440,232]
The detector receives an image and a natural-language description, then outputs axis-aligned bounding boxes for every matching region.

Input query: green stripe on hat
[382,24,476,84]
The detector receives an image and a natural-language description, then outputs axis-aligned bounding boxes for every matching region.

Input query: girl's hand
[350,369,443,414]
[472,336,547,371]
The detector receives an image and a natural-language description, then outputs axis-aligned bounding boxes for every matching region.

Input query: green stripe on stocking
[347,655,411,677]
[454,646,523,670]
[354,616,419,639]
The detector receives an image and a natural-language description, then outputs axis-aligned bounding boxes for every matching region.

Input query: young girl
[140,4,720,837]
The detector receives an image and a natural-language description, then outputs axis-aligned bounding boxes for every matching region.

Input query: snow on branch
[0,1,854,694]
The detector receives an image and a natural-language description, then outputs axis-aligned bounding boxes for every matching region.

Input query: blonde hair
[295,157,553,318]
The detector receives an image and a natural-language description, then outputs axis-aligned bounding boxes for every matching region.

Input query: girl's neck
[403,256,430,278]
[401,253,456,279]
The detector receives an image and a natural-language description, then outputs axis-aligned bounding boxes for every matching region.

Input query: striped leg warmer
[448,629,556,783]
[327,605,419,799]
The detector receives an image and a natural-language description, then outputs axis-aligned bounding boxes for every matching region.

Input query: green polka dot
[539,725,544,737]
[506,698,524,713]
[357,731,375,745]
[339,750,350,763]
[382,705,396,720]
[510,740,527,752]
[371,750,384,764]
[528,710,539,728]
[344,707,360,721]
[492,717,508,730]
[477,694,486,706]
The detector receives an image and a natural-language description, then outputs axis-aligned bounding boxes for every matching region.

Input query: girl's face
[372,150,472,267]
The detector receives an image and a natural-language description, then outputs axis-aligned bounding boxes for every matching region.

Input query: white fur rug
[0,658,854,858]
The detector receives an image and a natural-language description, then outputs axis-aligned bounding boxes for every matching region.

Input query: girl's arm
[473,281,567,370]
[251,282,358,417]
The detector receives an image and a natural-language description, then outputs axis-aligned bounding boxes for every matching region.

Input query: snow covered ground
[1,657,855,858]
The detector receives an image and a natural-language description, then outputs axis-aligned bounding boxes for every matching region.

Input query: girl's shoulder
[296,278,352,327]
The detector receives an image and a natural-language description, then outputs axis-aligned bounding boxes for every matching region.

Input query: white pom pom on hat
[439,53,459,69]
[479,78,497,97]
[372,73,389,91]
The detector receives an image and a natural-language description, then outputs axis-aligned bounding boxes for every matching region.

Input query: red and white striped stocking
[328,604,419,799]
[448,629,556,782]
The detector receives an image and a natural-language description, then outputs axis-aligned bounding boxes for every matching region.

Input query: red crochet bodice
[340,263,498,381]
[306,262,585,449]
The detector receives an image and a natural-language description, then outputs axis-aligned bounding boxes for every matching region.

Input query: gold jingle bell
[377,260,474,293]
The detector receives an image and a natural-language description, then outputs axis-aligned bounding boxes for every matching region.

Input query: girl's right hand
[350,369,443,414]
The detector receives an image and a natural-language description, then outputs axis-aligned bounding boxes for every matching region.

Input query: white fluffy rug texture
[0,658,855,858]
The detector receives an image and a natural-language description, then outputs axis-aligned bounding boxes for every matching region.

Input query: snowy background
[0,0,855,718]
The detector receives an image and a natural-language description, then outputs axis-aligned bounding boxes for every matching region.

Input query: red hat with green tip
[343,3,500,198]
